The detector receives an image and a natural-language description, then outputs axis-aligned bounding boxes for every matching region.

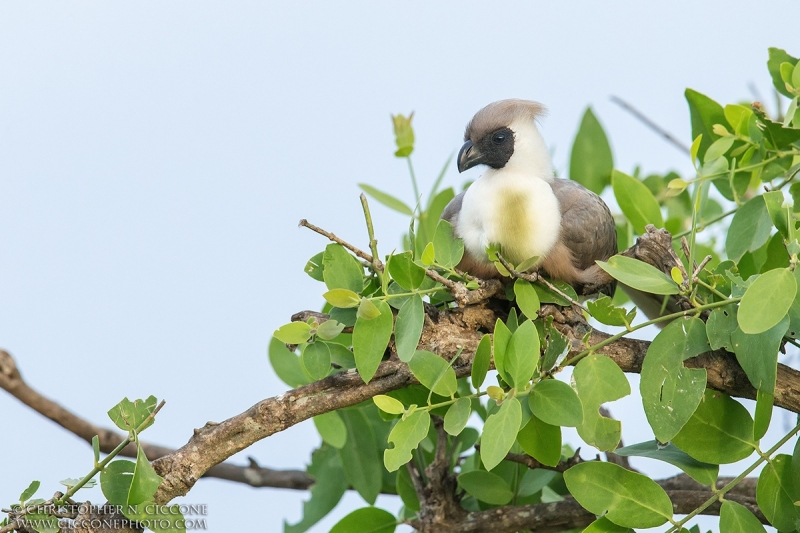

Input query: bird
[441,99,617,296]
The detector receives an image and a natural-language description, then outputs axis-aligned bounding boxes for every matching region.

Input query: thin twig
[692,255,713,280]
[359,194,382,275]
[681,236,697,274]
[299,218,502,306]
[610,95,691,155]
[299,219,381,268]
[495,252,587,312]
[487,446,584,473]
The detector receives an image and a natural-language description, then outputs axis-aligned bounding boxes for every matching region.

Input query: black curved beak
[457,140,485,173]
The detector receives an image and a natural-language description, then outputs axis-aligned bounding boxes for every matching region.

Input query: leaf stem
[667,419,800,532]
[360,194,381,271]
[407,157,420,206]
[693,278,729,301]
[560,298,741,369]
[672,208,737,240]
[379,287,443,300]
[57,400,166,503]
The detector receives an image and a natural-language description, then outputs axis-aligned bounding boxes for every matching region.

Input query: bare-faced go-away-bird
[441,99,617,296]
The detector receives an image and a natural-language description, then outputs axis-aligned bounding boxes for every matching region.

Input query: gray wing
[551,178,617,270]
[441,191,465,228]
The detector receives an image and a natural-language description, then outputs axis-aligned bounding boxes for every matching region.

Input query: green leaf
[690,134,702,166]
[408,350,457,397]
[19,480,40,502]
[569,107,614,194]
[373,395,405,415]
[587,295,636,327]
[107,396,158,433]
[529,379,583,427]
[763,190,790,238]
[359,184,413,216]
[726,196,773,262]
[596,256,679,295]
[612,170,663,233]
[471,334,491,389]
[395,295,424,363]
[421,242,435,266]
[517,414,561,467]
[338,410,382,504]
[706,307,737,351]
[731,315,788,394]
[284,445,348,533]
[93,435,100,464]
[685,88,727,162]
[615,441,718,486]
[444,397,471,436]
[518,468,558,498]
[357,298,382,320]
[480,397,522,471]
[672,390,755,464]
[757,454,800,531]
[492,318,512,384]
[388,251,426,290]
[513,279,540,318]
[719,500,767,533]
[316,319,346,340]
[533,278,579,305]
[313,411,347,449]
[737,268,797,334]
[352,299,393,383]
[541,316,570,371]
[274,321,312,345]
[457,470,513,505]
[564,462,672,528]
[59,477,95,490]
[268,337,310,388]
[768,47,799,98]
[396,466,420,512]
[304,251,325,282]
[322,244,363,293]
[505,319,540,390]
[301,342,331,380]
[640,317,709,443]
[574,355,630,451]
[323,289,361,309]
[703,135,734,163]
[101,460,136,505]
[330,506,396,533]
[581,517,633,532]
[753,389,773,442]
[392,113,415,158]
[128,442,163,505]
[384,410,431,472]
[433,219,464,269]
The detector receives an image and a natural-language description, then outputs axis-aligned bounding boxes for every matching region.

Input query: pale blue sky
[1,2,796,531]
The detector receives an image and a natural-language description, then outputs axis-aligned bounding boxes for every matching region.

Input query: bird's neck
[497,119,554,181]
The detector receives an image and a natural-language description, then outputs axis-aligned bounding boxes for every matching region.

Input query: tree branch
[0,349,315,491]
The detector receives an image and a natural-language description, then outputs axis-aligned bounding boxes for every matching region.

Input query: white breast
[457,169,561,267]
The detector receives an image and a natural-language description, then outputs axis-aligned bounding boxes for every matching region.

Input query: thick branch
[0,349,314,491]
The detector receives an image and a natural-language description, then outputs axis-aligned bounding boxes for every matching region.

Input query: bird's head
[457,99,553,180]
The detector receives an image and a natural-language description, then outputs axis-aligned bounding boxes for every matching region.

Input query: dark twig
[299,219,381,268]
[489,447,584,473]
[610,95,691,155]
[692,255,713,280]
[299,218,502,306]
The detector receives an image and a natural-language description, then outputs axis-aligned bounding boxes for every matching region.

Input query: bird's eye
[492,132,506,145]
